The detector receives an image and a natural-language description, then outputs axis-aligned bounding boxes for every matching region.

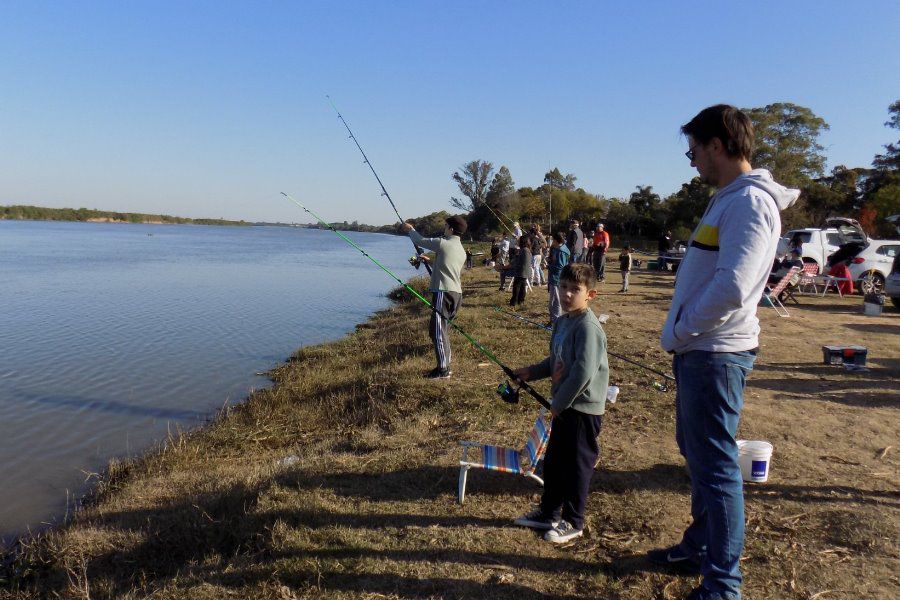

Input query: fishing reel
[496,380,521,404]
[408,255,424,270]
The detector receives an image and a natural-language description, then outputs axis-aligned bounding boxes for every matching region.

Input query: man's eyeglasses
[685,144,700,161]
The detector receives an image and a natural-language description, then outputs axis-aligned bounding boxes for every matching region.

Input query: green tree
[873,100,900,172]
[467,165,516,237]
[450,160,493,212]
[543,167,577,191]
[745,103,830,187]
[663,177,714,232]
[605,199,638,237]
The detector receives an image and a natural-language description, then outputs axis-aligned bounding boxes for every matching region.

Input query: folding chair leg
[773,297,790,317]
[458,466,470,504]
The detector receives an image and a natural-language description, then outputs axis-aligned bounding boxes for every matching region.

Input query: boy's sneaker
[513,508,559,530]
[646,544,703,574]
[425,368,451,380]
[543,520,583,543]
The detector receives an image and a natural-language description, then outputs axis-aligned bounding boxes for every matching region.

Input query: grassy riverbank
[2,261,898,599]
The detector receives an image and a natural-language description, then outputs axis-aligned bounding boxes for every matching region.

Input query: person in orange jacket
[591,223,610,282]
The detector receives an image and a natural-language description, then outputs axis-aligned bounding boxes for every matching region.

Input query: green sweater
[526,308,609,415]
[408,230,466,294]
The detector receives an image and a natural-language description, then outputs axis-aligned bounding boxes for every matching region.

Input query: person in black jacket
[510,235,533,306]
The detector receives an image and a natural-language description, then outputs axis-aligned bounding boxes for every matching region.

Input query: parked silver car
[885,252,900,309]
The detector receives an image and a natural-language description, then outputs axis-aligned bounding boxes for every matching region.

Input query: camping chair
[458,408,551,504]
[762,266,801,317]
[797,262,821,295]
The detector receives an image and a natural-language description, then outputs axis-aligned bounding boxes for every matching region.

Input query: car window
[876,245,900,257]
[786,231,811,244]
[825,232,843,246]
[836,225,865,243]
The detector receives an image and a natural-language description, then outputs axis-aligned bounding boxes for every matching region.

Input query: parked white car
[784,217,900,294]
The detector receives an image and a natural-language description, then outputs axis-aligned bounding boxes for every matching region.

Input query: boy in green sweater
[512,262,609,543]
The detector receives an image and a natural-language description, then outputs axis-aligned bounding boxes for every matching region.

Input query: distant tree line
[442,101,900,242]
[0,205,249,226]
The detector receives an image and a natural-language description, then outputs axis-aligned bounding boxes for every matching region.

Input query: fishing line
[326,95,432,275]
[281,192,551,410]
[492,306,676,388]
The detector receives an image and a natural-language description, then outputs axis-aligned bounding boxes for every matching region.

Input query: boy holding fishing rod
[511,262,609,543]
[401,216,467,380]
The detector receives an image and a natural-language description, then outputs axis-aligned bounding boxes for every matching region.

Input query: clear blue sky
[2,1,898,224]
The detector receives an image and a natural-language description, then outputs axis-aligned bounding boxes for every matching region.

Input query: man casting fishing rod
[400,216,467,380]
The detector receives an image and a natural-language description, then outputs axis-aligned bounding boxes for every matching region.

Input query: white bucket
[737,440,773,483]
[606,385,620,404]
[863,302,882,316]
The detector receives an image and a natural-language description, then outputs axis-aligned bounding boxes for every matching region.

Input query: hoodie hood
[723,169,800,211]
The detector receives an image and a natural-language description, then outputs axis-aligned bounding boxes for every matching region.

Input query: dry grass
[2,258,898,599]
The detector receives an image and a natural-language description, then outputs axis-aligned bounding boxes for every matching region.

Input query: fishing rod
[479,199,517,237]
[326,95,432,275]
[492,306,676,387]
[282,192,551,410]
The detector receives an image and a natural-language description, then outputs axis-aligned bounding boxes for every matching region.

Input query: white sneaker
[543,520,583,543]
[513,508,559,530]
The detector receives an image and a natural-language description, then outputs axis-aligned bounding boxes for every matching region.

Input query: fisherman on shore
[652,104,798,600]
[401,216,468,380]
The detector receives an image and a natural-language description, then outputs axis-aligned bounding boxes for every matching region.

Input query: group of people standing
[403,104,799,600]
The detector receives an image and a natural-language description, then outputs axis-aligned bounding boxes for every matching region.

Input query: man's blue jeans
[673,350,756,599]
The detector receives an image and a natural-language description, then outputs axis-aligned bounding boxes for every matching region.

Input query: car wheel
[859,272,885,295]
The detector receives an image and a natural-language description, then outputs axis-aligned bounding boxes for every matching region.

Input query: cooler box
[821,345,867,366]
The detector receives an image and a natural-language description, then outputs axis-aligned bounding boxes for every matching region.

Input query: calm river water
[0,220,410,540]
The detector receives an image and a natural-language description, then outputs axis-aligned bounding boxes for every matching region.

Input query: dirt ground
[3,261,898,599]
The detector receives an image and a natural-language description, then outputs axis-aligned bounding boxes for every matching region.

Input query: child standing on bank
[547,231,571,324]
[512,263,609,543]
[619,246,632,293]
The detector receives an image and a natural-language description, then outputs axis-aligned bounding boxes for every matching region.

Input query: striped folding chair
[762,266,801,317]
[457,409,551,504]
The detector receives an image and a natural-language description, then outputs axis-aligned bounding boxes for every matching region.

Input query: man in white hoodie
[650,105,798,600]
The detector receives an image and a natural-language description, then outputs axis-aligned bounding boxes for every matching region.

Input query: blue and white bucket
[737,440,773,483]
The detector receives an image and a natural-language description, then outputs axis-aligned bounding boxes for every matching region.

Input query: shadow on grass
[743,483,900,508]
[18,467,597,598]
[748,377,900,408]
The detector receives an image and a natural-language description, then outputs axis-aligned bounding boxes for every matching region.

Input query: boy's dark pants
[430,291,461,371]
[540,408,603,530]
[510,277,528,305]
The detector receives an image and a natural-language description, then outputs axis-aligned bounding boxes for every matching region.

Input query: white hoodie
[660,169,799,354]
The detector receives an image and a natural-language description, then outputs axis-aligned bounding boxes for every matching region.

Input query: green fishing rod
[326,95,432,276]
[492,306,676,388]
[281,192,551,410]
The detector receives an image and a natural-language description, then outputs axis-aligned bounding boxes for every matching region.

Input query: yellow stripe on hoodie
[691,224,719,251]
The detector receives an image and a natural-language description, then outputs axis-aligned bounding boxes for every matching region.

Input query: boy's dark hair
[560,263,595,290]
[681,104,754,161]
[553,231,565,244]
[446,215,467,236]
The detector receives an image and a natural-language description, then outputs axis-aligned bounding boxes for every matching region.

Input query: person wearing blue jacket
[547,231,571,323]
[651,105,799,600]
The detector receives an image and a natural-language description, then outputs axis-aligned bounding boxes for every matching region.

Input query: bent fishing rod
[282,192,551,410]
[326,95,432,276]
[493,306,676,387]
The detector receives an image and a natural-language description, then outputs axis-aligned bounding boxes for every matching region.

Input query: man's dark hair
[553,231,565,244]
[682,104,754,161]
[560,263,595,290]
[446,215,467,236]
